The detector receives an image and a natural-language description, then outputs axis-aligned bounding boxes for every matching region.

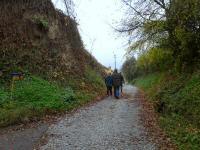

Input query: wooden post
[10,72,24,99]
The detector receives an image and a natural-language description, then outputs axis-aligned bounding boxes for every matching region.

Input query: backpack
[112,73,121,87]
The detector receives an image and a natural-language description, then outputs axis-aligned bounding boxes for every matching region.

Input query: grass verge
[0,71,105,127]
[133,71,200,149]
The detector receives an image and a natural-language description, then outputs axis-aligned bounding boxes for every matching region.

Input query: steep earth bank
[0,0,106,128]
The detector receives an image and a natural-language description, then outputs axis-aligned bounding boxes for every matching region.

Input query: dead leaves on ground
[135,91,177,150]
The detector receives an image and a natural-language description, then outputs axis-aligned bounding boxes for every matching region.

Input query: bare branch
[62,0,76,19]
[122,0,147,20]
[153,0,166,9]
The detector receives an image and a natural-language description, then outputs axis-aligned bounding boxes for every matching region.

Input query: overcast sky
[52,0,128,69]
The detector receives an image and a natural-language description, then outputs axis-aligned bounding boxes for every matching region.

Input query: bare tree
[62,0,76,19]
[118,0,170,52]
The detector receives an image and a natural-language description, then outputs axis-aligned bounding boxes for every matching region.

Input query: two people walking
[105,69,124,99]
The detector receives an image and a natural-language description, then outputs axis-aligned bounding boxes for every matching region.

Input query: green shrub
[0,88,9,106]
[160,115,200,150]
[12,76,65,109]
[133,71,200,149]
[0,73,103,127]
[33,16,49,30]
[85,67,104,88]
[63,87,76,103]
[0,76,77,127]
[134,73,164,91]
[135,48,173,75]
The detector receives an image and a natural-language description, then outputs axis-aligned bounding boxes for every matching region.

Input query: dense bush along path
[0,85,159,150]
[39,85,156,150]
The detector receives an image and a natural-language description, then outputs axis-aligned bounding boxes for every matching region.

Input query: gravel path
[0,124,48,150]
[40,85,156,150]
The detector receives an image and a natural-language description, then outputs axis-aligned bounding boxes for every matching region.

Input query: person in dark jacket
[105,73,113,96]
[112,69,121,99]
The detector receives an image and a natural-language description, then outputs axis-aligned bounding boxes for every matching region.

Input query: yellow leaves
[143,20,167,34]
[186,124,200,134]
[136,47,173,71]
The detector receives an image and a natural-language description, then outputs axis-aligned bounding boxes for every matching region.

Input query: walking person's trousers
[107,86,112,96]
[114,86,120,98]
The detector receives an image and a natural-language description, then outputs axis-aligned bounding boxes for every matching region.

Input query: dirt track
[0,123,48,150]
[0,85,156,150]
[39,85,156,150]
